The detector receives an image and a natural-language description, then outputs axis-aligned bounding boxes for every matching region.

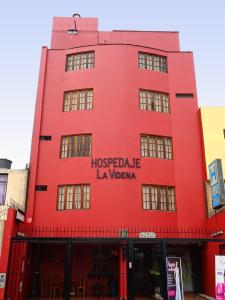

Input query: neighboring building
[0,159,28,217]
[0,158,28,246]
[1,15,224,300]
[200,107,225,178]
[0,158,28,294]
[200,107,225,216]
[199,107,225,296]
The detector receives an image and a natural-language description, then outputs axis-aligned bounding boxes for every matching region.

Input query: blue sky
[0,0,225,168]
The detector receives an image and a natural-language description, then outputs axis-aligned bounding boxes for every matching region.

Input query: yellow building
[200,106,225,178]
[200,106,225,216]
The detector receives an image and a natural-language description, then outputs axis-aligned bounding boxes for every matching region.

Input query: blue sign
[209,159,225,209]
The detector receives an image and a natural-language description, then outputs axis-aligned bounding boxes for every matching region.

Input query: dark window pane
[0,175,7,205]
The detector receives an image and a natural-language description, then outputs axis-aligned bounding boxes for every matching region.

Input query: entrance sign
[209,159,225,209]
[215,256,225,300]
[166,257,184,300]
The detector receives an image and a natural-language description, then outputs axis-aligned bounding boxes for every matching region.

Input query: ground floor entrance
[129,241,202,299]
[4,236,212,300]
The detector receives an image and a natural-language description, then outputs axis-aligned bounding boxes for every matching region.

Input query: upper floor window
[0,174,8,205]
[141,135,173,159]
[63,89,93,112]
[57,184,90,210]
[66,51,95,71]
[61,134,92,158]
[140,90,170,113]
[142,185,175,211]
[138,52,167,72]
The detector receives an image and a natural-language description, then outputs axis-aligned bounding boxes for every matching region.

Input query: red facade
[27,17,206,230]
[1,15,223,300]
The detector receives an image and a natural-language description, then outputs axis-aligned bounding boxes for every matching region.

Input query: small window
[223,129,225,139]
[0,174,8,205]
[66,51,95,71]
[60,134,92,158]
[63,89,93,112]
[35,185,48,191]
[39,136,52,141]
[57,184,90,210]
[138,52,167,73]
[142,185,175,211]
[176,93,194,98]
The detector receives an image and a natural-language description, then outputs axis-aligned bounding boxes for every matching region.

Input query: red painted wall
[201,243,219,297]
[203,212,225,297]
[51,17,180,51]
[26,17,206,232]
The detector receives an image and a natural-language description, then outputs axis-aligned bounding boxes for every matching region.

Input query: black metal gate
[127,240,167,300]
[5,239,123,300]
[5,241,66,300]
[5,235,222,300]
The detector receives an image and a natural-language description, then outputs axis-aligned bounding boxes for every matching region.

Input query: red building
[1,14,224,300]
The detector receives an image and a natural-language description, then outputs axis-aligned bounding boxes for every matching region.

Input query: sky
[0,0,225,168]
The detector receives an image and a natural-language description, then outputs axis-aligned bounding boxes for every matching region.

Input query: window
[66,51,94,71]
[176,93,194,98]
[138,52,167,72]
[142,185,175,211]
[0,174,7,205]
[57,184,90,210]
[141,135,173,159]
[139,90,170,113]
[223,129,225,139]
[61,134,92,158]
[63,89,93,112]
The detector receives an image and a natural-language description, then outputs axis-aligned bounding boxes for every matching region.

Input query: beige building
[0,159,28,254]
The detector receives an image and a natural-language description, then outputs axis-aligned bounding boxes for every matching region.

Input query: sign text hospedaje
[91,157,141,179]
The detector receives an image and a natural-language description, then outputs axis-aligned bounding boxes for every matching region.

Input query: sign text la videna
[91,157,141,180]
